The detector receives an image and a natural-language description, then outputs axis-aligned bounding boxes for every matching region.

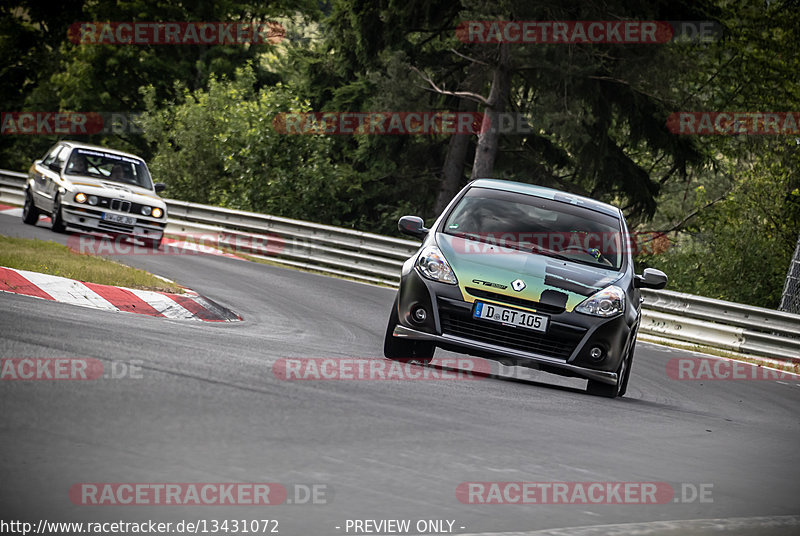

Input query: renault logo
[511,279,526,292]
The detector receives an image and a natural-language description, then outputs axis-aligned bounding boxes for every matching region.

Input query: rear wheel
[383,296,435,364]
[51,194,66,233]
[22,191,40,225]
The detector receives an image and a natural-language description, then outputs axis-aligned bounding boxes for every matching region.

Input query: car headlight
[88,195,98,205]
[151,207,163,218]
[74,192,87,204]
[416,245,457,284]
[141,206,152,216]
[575,286,625,317]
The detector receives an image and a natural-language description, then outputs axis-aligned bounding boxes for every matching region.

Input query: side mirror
[154,182,166,193]
[398,215,429,240]
[634,268,668,289]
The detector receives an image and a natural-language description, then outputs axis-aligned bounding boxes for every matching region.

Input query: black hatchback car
[384,179,667,397]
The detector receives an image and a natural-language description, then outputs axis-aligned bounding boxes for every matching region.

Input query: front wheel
[144,236,163,251]
[383,296,435,364]
[51,194,67,233]
[22,191,40,225]
[586,337,635,398]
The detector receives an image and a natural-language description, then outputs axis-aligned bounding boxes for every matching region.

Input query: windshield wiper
[530,244,573,262]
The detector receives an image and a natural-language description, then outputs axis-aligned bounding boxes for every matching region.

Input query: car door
[32,144,65,212]
[44,145,70,212]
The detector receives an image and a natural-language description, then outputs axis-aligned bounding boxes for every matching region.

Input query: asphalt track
[1,210,799,535]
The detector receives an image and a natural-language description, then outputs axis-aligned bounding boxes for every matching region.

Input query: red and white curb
[1,203,47,222]
[0,266,241,322]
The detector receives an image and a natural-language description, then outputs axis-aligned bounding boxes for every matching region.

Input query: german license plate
[473,301,548,332]
[102,213,136,225]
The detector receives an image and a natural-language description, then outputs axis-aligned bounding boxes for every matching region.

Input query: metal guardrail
[2,168,798,362]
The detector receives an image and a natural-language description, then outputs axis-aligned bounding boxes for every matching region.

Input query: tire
[22,191,40,225]
[383,296,435,364]
[51,194,67,233]
[616,338,635,398]
[144,236,162,251]
[586,330,636,398]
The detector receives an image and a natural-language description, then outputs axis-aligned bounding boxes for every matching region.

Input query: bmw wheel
[144,236,163,251]
[22,191,40,225]
[51,194,67,233]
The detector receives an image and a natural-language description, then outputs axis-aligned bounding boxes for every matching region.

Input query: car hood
[65,176,164,205]
[437,233,624,312]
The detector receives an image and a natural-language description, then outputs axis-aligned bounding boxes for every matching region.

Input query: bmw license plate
[102,213,136,225]
[473,301,548,332]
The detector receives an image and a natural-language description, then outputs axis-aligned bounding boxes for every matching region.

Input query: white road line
[442,515,800,536]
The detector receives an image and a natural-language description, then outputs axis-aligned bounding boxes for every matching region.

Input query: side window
[42,145,63,167]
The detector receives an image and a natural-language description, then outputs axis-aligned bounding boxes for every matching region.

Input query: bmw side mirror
[634,268,668,289]
[154,182,166,193]
[398,216,429,240]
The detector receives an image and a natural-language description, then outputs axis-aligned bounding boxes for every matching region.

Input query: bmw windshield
[442,187,625,270]
[64,148,154,189]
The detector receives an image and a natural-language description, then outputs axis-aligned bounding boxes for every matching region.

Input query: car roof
[470,178,622,219]
[57,141,144,161]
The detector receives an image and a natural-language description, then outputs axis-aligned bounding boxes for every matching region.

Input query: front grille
[110,199,131,212]
[466,287,566,314]
[439,306,585,360]
[95,197,149,216]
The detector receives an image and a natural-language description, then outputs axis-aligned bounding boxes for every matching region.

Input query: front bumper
[62,204,165,240]
[394,265,635,386]
[393,323,619,385]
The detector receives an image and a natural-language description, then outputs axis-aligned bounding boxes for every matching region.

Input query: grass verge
[0,235,182,293]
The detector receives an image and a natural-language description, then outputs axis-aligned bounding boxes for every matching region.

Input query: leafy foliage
[1,0,799,306]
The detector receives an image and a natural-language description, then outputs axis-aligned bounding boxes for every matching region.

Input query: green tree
[140,66,356,225]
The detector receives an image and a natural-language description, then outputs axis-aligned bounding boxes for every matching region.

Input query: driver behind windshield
[65,153,88,175]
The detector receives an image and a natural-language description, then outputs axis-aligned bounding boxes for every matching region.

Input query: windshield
[64,148,154,190]
[443,187,625,270]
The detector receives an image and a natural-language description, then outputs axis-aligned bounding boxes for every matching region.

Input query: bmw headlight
[141,206,152,216]
[151,207,163,218]
[575,286,625,317]
[416,245,457,284]
[74,192,87,203]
